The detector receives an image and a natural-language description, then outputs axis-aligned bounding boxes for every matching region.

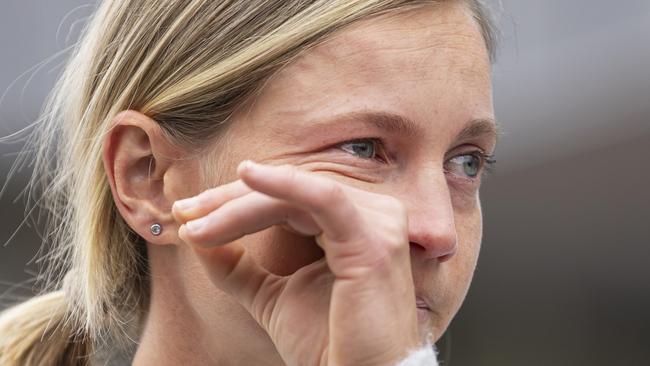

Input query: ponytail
[0,291,90,366]
[0,1,497,364]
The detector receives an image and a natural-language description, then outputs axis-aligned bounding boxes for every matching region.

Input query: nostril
[408,232,457,261]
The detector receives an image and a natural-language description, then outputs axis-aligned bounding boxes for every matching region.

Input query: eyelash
[446,151,497,181]
[337,138,390,163]
[336,138,497,180]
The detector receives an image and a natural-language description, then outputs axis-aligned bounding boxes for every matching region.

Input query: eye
[445,152,495,180]
[338,138,385,161]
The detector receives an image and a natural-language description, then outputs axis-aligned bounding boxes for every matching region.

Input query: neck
[132,244,283,366]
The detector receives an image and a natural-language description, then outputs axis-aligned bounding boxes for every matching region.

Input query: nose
[406,173,458,262]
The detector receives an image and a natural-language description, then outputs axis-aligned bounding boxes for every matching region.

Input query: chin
[428,324,447,344]
[425,300,463,344]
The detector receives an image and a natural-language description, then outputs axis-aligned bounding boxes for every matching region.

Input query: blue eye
[339,139,378,160]
[446,153,494,179]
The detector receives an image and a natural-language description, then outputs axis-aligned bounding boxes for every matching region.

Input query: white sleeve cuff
[394,344,439,366]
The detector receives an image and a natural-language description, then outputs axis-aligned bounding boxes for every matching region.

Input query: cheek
[244,227,325,276]
[449,182,483,213]
[437,205,482,308]
[454,203,483,271]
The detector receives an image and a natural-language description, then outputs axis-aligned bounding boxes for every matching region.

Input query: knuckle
[383,231,408,256]
[373,220,408,256]
[377,196,408,231]
[354,226,408,269]
[385,196,407,217]
[363,241,401,272]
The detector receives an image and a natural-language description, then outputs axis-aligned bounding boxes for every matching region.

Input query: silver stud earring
[150,223,162,236]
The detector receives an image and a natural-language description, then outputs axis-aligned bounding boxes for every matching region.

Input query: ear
[102,110,198,245]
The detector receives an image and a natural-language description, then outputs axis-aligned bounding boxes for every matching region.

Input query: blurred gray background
[1,1,649,365]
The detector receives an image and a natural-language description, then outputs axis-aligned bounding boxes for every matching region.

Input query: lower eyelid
[447,178,482,197]
[335,138,389,163]
[321,150,385,169]
[445,169,482,184]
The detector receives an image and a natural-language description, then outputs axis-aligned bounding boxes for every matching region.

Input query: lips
[415,296,433,326]
[415,296,431,311]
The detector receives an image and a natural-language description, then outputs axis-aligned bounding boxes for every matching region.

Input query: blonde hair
[0,0,496,364]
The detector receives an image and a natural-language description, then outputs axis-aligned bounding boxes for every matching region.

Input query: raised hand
[172,161,423,366]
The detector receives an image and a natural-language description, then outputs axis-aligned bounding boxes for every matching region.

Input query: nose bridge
[404,168,458,261]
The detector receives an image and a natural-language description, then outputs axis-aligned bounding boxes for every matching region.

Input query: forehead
[301,3,490,84]
[241,2,493,141]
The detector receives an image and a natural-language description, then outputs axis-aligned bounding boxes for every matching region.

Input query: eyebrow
[455,117,501,146]
[309,110,500,144]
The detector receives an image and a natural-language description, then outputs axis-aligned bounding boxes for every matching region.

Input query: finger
[181,191,321,248]
[186,237,281,322]
[172,179,252,223]
[237,161,361,244]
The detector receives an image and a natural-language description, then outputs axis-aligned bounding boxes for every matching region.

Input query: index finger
[237,161,361,244]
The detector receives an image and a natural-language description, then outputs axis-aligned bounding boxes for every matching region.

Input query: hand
[172,161,422,366]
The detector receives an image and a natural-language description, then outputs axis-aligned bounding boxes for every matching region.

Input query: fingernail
[173,197,198,212]
[237,159,257,174]
[178,224,188,239]
[185,217,205,233]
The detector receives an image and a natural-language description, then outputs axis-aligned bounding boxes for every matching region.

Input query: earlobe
[102,110,183,246]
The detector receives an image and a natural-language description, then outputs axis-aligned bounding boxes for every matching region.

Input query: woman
[0,0,498,365]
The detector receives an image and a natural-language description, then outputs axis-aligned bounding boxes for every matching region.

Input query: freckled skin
[141,2,495,365]
[218,1,492,334]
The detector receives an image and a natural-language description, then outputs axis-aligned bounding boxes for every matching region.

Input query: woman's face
[181,2,496,342]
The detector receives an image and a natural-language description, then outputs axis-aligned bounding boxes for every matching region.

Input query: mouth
[415,296,433,324]
[415,295,431,310]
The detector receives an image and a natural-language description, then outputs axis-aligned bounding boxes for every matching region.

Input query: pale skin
[102,3,497,366]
